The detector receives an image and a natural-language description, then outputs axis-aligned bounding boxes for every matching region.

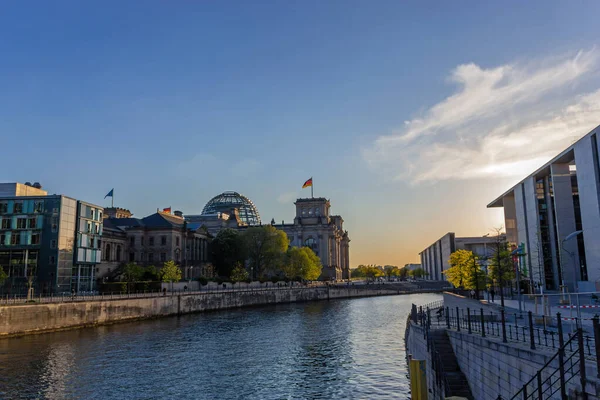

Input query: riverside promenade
[406,292,600,399]
[0,281,446,338]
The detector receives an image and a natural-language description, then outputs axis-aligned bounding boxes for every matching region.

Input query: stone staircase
[430,330,473,399]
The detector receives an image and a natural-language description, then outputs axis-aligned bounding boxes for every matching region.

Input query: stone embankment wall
[0,287,398,338]
[405,322,441,399]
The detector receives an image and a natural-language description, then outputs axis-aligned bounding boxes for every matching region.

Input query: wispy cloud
[277,191,297,204]
[364,49,600,183]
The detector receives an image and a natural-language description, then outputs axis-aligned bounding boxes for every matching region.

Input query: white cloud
[364,49,600,183]
[277,191,297,204]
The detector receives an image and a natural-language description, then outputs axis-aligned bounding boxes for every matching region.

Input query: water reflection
[0,293,440,399]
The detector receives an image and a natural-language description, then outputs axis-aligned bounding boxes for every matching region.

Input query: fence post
[446,306,450,329]
[501,308,507,343]
[537,372,543,400]
[467,308,472,334]
[411,304,418,323]
[480,308,485,337]
[528,311,536,350]
[456,306,461,332]
[578,328,589,400]
[522,383,528,400]
[419,306,423,326]
[557,313,567,400]
[593,316,600,378]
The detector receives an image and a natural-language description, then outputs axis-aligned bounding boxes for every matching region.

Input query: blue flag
[104,189,114,199]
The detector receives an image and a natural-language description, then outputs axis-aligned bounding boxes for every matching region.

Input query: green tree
[160,260,182,286]
[284,247,323,281]
[384,265,400,281]
[410,267,427,279]
[122,263,144,283]
[243,225,288,279]
[211,228,247,278]
[398,267,409,280]
[230,262,249,283]
[445,249,486,297]
[0,267,7,286]
[489,235,515,307]
[142,265,159,281]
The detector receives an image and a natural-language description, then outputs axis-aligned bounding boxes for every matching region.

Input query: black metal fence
[410,301,597,400]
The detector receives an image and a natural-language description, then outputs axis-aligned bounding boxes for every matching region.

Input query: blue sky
[1,1,600,266]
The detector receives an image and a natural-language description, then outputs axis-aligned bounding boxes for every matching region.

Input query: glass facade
[536,178,557,289]
[0,195,103,295]
[201,191,261,225]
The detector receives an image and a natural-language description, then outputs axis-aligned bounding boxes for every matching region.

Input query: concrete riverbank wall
[406,321,600,399]
[0,286,399,338]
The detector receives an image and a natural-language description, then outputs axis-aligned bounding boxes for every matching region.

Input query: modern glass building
[0,184,103,295]
[489,124,600,292]
[200,191,261,226]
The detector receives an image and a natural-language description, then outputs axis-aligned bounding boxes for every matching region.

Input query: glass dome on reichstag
[201,191,261,225]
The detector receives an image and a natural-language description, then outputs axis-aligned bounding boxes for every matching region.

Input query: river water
[0,293,440,399]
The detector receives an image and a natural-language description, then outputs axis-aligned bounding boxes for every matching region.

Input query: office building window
[11,234,20,245]
[90,208,95,220]
[31,233,40,245]
[17,218,27,229]
[148,253,154,263]
[129,252,135,262]
[1,219,10,229]
[130,237,135,246]
[51,239,57,249]
[87,221,92,233]
[49,256,55,264]
[161,236,167,245]
[27,218,36,229]
[149,237,154,246]
[14,202,23,213]
[0,202,7,214]
[160,253,166,262]
[34,201,43,213]
[0,233,5,245]
[176,237,180,246]
[140,252,145,262]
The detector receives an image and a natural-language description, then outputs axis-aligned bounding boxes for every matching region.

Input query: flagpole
[311,177,314,198]
[111,190,114,208]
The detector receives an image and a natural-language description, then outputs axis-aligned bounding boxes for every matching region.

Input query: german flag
[302,178,313,188]
[162,207,171,213]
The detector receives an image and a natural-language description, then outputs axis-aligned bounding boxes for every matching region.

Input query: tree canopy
[409,267,427,279]
[122,262,144,283]
[351,265,384,281]
[160,260,182,283]
[243,225,288,279]
[0,267,7,286]
[211,228,247,278]
[283,247,322,281]
[445,249,486,290]
[230,263,249,283]
[488,241,515,286]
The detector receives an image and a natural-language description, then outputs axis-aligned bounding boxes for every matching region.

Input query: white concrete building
[489,124,600,292]
[419,233,503,281]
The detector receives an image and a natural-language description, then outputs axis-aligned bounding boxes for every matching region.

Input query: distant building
[103,207,133,219]
[186,192,351,281]
[100,211,212,280]
[0,183,103,294]
[273,198,350,281]
[403,263,421,271]
[419,233,504,281]
[489,124,600,292]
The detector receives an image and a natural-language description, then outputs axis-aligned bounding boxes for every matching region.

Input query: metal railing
[410,301,595,400]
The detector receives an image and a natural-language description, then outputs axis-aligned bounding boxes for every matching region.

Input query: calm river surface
[0,293,440,399]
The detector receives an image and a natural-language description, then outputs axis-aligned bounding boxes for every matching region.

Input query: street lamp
[562,230,583,326]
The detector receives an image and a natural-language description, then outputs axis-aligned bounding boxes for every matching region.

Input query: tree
[384,265,401,281]
[230,262,249,283]
[398,267,409,280]
[410,267,427,279]
[122,263,144,283]
[489,229,515,307]
[142,265,159,281]
[160,261,182,286]
[284,247,323,281]
[445,249,486,297]
[243,226,288,279]
[0,267,7,286]
[211,228,247,278]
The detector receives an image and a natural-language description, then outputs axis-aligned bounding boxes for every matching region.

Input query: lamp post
[511,246,525,314]
[562,230,583,327]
